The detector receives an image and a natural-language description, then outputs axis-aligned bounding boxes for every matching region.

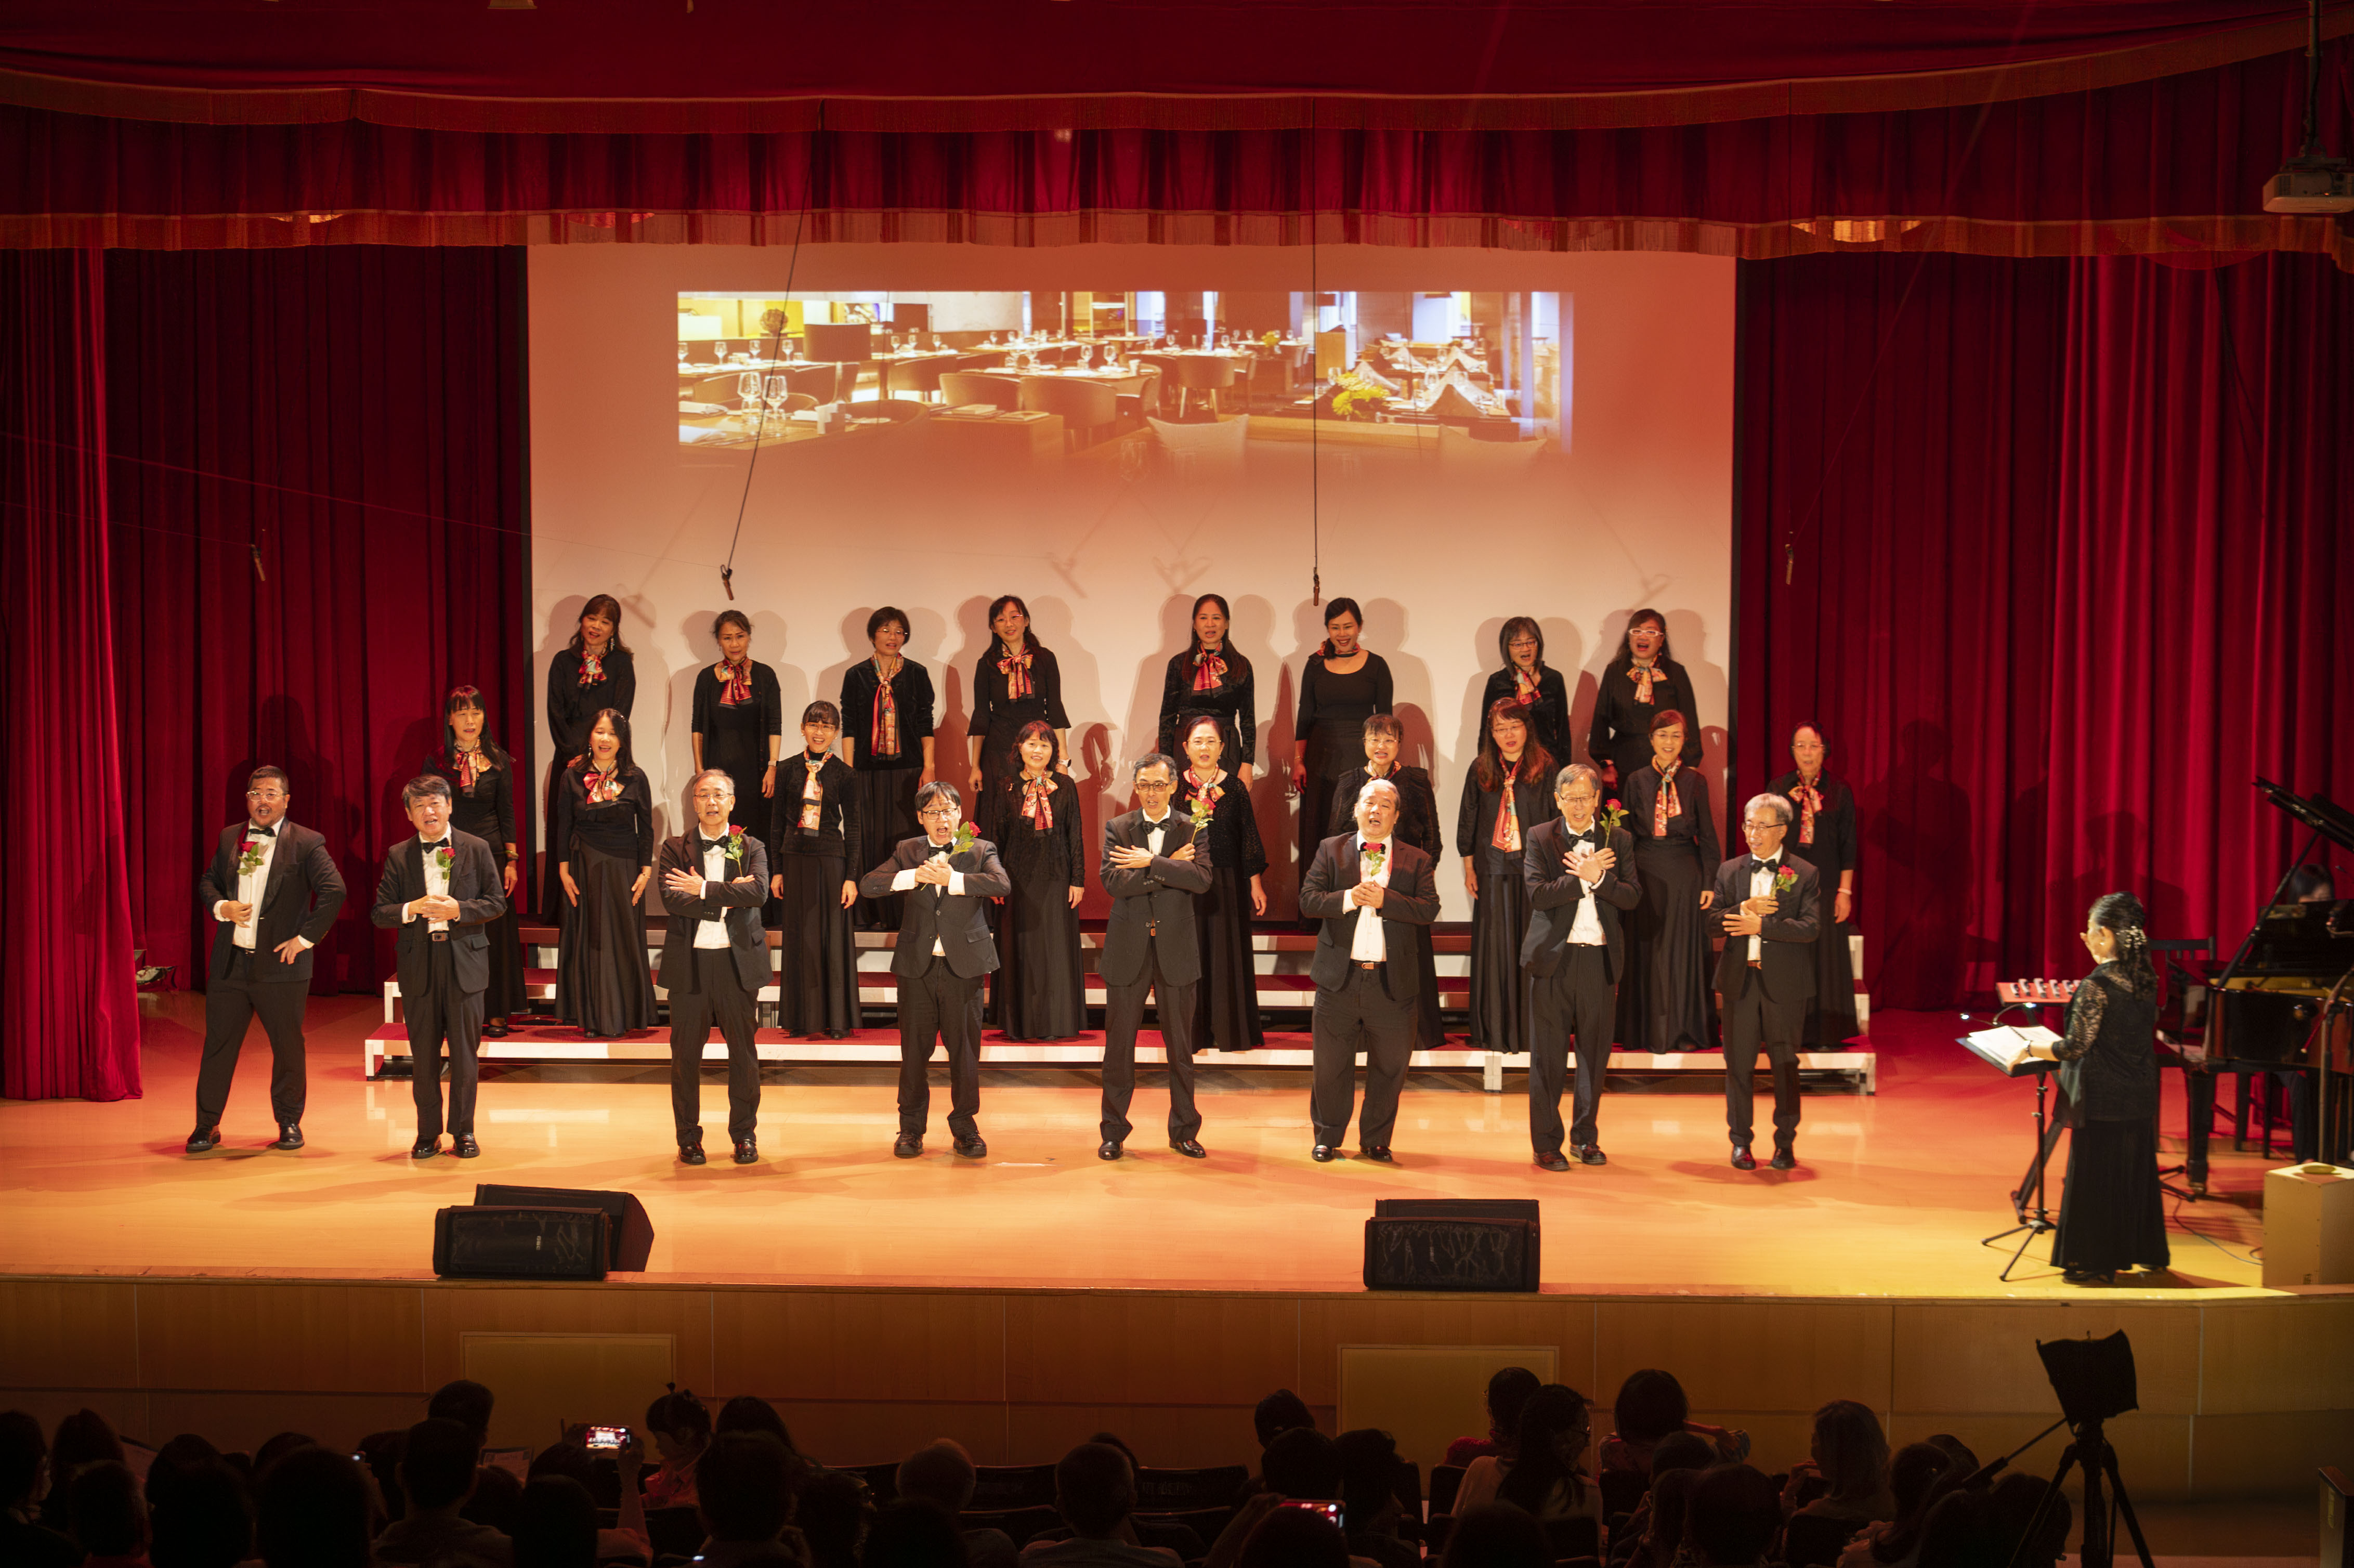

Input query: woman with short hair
[839,606,936,931]
[543,594,635,921]
[769,702,861,1039]
[424,685,526,1036]
[553,709,657,1039]
[690,609,784,842]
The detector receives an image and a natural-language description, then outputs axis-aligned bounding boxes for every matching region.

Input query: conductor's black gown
[2049,958,2171,1274]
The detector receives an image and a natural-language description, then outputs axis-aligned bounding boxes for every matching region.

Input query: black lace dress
[1177,768,1268,1051]
[2049,959,2170,1274]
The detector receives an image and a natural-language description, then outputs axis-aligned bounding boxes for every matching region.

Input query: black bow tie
[701,835,731,853]
[1755,857,1781,872]
[424,839,451,853]
[1566,827,1596,843]
[249,824,277,837]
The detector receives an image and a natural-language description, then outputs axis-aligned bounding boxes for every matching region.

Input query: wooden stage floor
[0,994,2284,1300]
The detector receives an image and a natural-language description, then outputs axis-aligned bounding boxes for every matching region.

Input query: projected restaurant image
[676,289,1562,454]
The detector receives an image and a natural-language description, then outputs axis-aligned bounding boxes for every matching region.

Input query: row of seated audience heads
[0,1367,2069,1568]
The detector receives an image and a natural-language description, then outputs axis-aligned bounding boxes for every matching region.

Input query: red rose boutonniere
[723,824,747,863]
[432,843,455,874]
[237,839,266,876]
[1773,866,1798,895]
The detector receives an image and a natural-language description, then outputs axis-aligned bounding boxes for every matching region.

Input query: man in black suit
[1300,778,1442,1162]
[1097,753,1215,1161]
[189,765,346,1153]
[1709,792,1822,1170]
[1521,764,1642,1170]
[657,769,774,1166]
[369,776,507,1159]
[859,781,1012,1159]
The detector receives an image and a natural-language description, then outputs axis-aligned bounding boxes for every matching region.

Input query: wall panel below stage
[3,1276,2347,1501]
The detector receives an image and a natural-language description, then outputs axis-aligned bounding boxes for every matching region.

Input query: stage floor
[0,994,2280,1298]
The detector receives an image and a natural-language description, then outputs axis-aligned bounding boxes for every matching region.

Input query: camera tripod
[2007,1416,2155,1568]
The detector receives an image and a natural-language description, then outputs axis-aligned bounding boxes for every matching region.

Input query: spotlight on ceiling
[2263,0,2354,214]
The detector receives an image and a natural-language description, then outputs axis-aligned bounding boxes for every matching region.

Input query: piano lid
[2255,778,2354,858]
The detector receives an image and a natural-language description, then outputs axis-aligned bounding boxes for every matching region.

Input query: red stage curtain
[0,250,143,1099]
[1736,250,2354,1007]
[105,247,532,994]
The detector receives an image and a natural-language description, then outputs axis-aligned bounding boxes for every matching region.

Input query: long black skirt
[992,872,1086,1040]
[1467,855,1537,1052]
[1621,839,1717,1051]
[850,765,921,931]
[2052,1117,2172,1273]
[1296,721,1360,924]
[1192,864,1267,1052]
[555,840,657,1038]
[481,894,528,1021]
[1802,917,1862,1047]
[777,852,859,1036]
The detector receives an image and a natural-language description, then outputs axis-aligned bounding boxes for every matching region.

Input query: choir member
[1098,753,1215,1159]
[1768,722,1861,1048]
[371,776,505,1160]
[965,595,1070,842]
[839,607,937,932]
[689,610,784,855]
[543,594,635,920]
[1156,593,1258,783]
[1301,779,1441,1162]
[1619,709,1721,1053]
[1458,700,1560,1056]
[1176,715,1269,1053]
[424,685,525,1037]
[767,702,860,1039]
[1587,608,1701,791]
[1290,598,1393,916]
[1325,713,1442,1048]
[1708,794,1821,1170]
[1521,765,1640,1168]
[553,709,658,1039]
[1481,616,1573,769]
[989,720,1087,1041]
[662,770,773,1165]
[188,766,346,1154]
[2020,892,2172,1284]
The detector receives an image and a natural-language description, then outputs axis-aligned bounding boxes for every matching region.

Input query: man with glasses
[1521,764,1641,1170]
[1097,753,1213,1161]
[189,766,347,1153]
[860,781,1012,1159]
[657,769,773,1166]
[1709,793,1822,1170]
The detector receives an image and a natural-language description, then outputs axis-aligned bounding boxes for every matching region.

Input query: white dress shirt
[1561,821,1606,947]
[1747,855,1782,962]
[1141,809,1171,856]
[695,834,731,949]
[891,839,968,957]
[217,821,280,951]
[398,837,453,933]
[1350,833,1395,963]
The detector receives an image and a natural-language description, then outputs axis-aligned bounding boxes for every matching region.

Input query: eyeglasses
[1135,779,1175,791]
[1742,819,1782,832]
[692,789,732,802]
[246,789,286,801]
[1507,639,1539,650]
[918,807,958,821]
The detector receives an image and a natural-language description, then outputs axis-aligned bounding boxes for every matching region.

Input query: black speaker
[434,1207,610,1280]
[474,1184,655,1271]
[1365,1199,1540,1292]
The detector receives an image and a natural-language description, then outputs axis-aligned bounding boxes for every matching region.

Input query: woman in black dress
[554,708,657,1039]
[1290,598,1393,917]
[1157,593,1257,784]
[1768,722,1861,1048]
[2024,892,2170,1285]
[990,720,1086,1041]
[1326,713,1443,1047]
[839,607,936,932]
[1177,715,1268,1053]
[966,595,1070,844]
[1480,616,1573,769]
[1618,708,1720,1053]
[767,702,860,1038]
[1587,608,1702,793]
[1458,700,1559,1056]
[425,685,526,1037]
[543,594,636,921]
[690,610,783,860]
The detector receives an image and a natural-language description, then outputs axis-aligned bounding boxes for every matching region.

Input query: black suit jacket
[368,830,507,996]
[1520,818,1641,982]
[1098,808,1213,987]
[1708,852,1822,1001]
[859,834,1012,979]
[655,830,774,995]
[1300,833,1441,998]
[199,820,346,984]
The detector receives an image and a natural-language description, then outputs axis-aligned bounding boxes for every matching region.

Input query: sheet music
[1966,1024,2060,1072]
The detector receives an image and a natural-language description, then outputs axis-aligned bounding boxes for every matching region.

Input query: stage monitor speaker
[434,1206,610,1280]
[475,1184,655,1271]
[1365,1198,1540,1292]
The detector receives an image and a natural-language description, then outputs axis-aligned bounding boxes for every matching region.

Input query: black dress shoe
[1312,1144,1338,1162]
[680,1142,708,1166]
[1098,1141,1123,1161]
[412,1138,440,1159]
[733,1138,758,1165]
[952,1135,988,1159]
[1770,1145,1797,1171]
[1170,1139,1207,1159]
[453,1135,481,1159]
[1535,1150,1572,1172]
[1574,1143,1608,1167]
[271,1123,304,1151]
[1730,1145,1757,1170]
[2061,1268,2114,1287]
[483,1020,512,1039]
[186,1126,220,1154]
[1363,1145,1395,1164]
[893,1133,923,1159]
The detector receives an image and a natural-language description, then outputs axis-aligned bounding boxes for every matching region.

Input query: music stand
[1967,1032,2063,1280]
[803,322,874,404]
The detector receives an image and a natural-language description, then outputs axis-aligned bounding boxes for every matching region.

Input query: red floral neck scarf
[998,648,1034,699]
[871,656,901,758]
[1629,657,1662,704]
[585,762,624,804]
[1512,666,1541,704]
[579,649,607,685]
[1491,766,1524,852]
[1651,759,1682,834]
[720,657,752,705]
[1793,777,1823,845]
[1187,766,1226,805]
[1192,647,1228,692]
[1019,772,1055,830]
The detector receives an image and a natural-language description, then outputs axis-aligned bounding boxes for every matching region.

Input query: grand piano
[2178,780,2354,1193]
